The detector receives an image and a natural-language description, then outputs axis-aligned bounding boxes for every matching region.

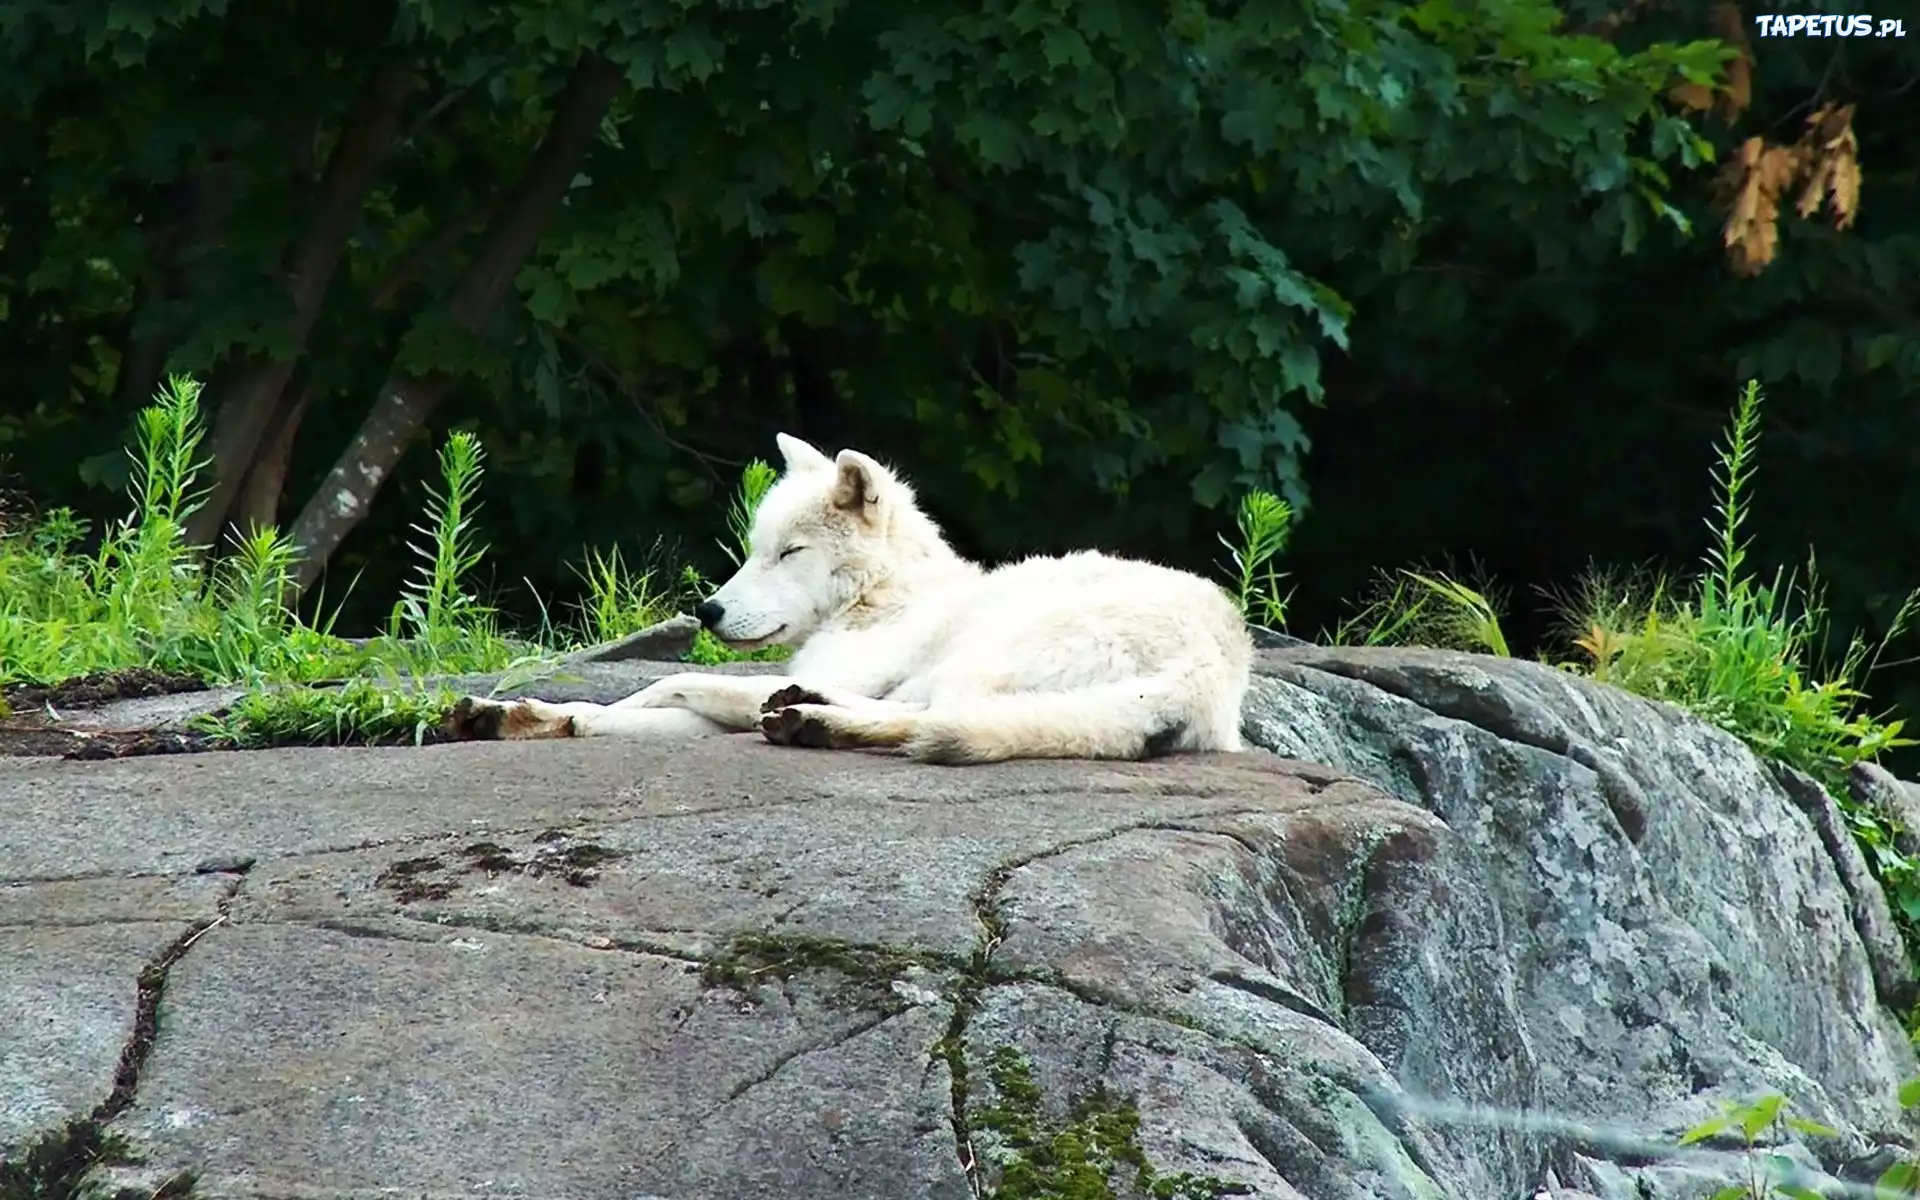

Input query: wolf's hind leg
[759,680,1205,764]
[613,673,804,729]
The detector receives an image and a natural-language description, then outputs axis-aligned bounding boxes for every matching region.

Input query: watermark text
[1753,14,1906,36]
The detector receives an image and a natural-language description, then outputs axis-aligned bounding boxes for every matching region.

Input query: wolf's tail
[901,673,1245,765]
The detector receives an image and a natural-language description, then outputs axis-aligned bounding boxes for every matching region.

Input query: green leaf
[790,211,836,257]
[1739,1093,1786,1140]
[1678,1113,1732,1145]
[662,28,722,82]
[522,269,571,325]
[1040,26,1091,68]
[1876,1159,1920,1195]
[1899,1077,1920,1109]
[1865,334,1909,372]
[1191,460,1234,508]
[956,113,1023,168]
[1784,1115,1839,1138]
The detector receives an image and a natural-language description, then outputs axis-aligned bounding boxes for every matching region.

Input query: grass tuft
[1326,562,1511,656]
[191,677,459,749]
[1218,489,1292,629]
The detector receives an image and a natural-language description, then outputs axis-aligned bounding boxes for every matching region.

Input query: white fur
[450,432,1254,764]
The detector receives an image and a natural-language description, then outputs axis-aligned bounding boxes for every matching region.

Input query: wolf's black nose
[693,600,724,629]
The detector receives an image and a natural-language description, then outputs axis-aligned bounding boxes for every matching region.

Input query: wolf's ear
[775,432,832,475]
[830,450,884,517]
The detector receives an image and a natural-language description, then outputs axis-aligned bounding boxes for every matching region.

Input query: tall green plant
[97,374,211,615]
[1701,379,1763,625]
[1219,490,1293,627]
[1677,1082,1920,1200]
[1552,382,1920,944]
[391,430,490,647]
[722,458,778,567]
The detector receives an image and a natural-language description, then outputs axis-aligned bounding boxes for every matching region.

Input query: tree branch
[284,53,623,594]
[185,59,418,551]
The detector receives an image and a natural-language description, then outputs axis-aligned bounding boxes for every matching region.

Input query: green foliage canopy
[0,0,1730,592]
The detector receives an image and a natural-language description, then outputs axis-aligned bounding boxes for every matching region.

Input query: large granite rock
[1247,647,1917,1197]
[1,645,1913,1199]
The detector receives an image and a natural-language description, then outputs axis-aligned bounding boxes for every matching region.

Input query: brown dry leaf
[1796,157,1832,220]
[1830,148,1861,229]
[1718,136,1808,275]
[1713,136,1763,199]
[1811,101,1853,143]
[1793,103,1862,230]
[1722,57,1752,119]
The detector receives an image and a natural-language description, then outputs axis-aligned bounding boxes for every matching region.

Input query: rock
[1851,761,1920,858]
[1246,645,1918,1194]
[1249,625,1311,650]
[564,613,704,664]
[1,644,1913,1200]
[1774,765,1916,1011]
[40,683,251,735]
[0,872,235,1147]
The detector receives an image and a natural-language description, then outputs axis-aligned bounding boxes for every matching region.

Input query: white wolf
[446,433,1254,764]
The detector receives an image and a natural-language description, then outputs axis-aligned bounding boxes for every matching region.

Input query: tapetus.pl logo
[1752,13,1907,36]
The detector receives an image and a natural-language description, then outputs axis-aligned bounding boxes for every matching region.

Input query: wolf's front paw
[760,684,829,714]
[759,703,840,749]
[444,696,573,740]
[446,696,508,740]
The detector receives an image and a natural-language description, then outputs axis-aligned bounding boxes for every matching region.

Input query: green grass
[0,373,786,745]
[1325,563,1513,657]
[1330,381,1920,797]
[190,677,461,749]
[0,377,534,688]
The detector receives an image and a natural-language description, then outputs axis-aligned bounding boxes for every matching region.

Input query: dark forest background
[2,0,1916,756]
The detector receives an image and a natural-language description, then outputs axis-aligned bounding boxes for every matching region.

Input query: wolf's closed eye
[779,545,806,560]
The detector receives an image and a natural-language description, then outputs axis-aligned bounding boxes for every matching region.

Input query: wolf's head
[692,433,957,647]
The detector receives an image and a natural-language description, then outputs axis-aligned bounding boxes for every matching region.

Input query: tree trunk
[185,61,417,552]
[284,54,622,594]
[232,385,313,536]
